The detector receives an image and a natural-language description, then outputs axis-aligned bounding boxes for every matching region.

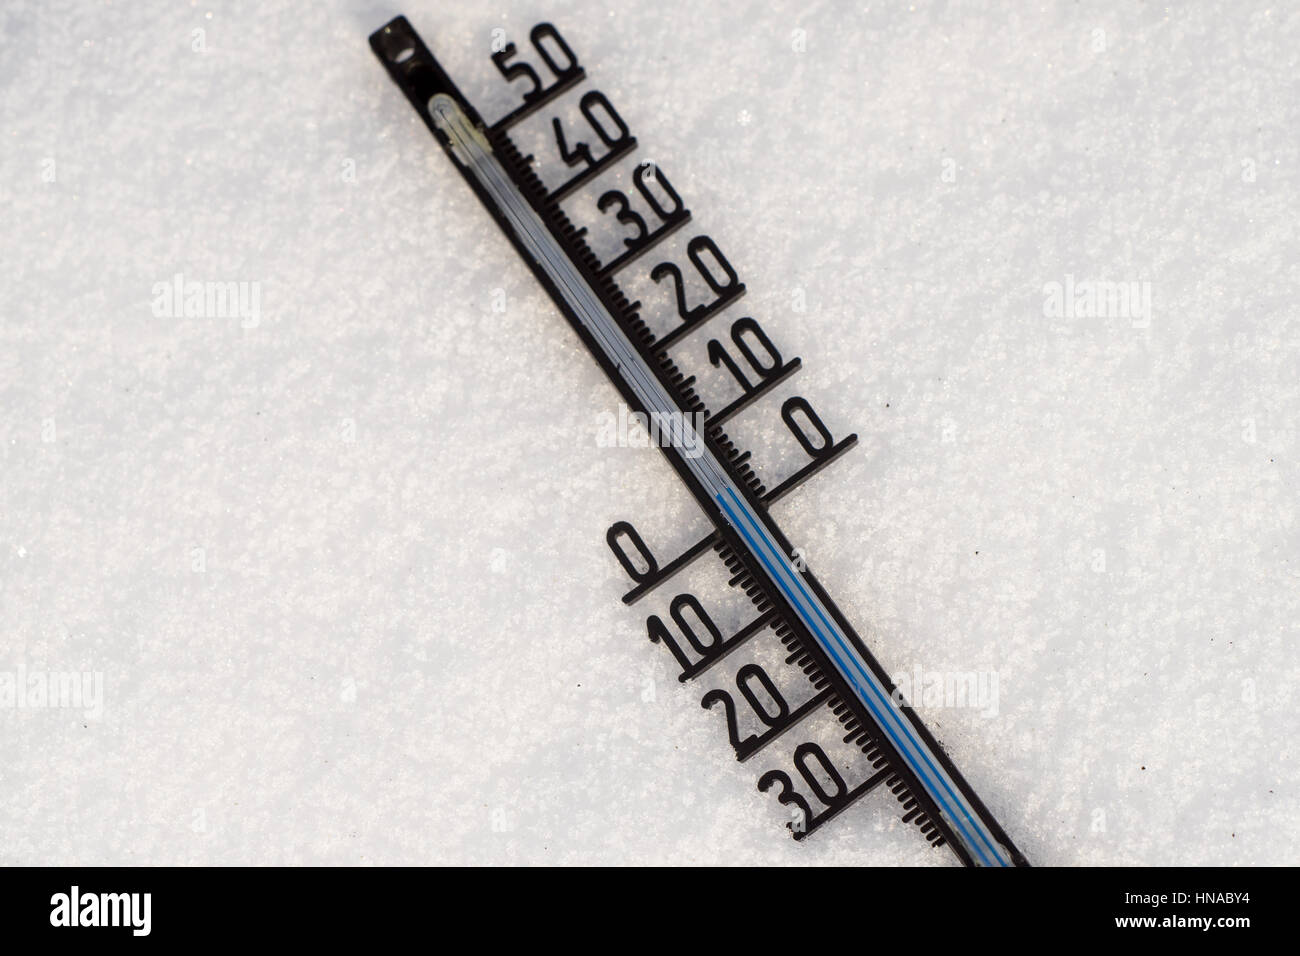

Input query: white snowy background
[2,0,1296,866]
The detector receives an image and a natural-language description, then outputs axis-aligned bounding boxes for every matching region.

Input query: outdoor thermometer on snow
[370,14,1028,867]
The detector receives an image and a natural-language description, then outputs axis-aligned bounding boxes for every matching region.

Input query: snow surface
[1,0,1297,865]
